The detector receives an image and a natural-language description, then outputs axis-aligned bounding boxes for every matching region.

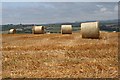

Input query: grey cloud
[2,2,118,24]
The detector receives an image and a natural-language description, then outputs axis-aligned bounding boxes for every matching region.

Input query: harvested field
[2,32,119,78]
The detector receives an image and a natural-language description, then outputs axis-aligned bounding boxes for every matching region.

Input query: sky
[1,0,120,2]
[2,2,118,24]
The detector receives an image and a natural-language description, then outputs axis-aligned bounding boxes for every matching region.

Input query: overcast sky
[1,0,120,2]
[2,2,118,24]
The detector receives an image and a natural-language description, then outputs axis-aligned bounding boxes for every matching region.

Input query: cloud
[114,5,118,11]
[95,3,117,14]
[2,2,118,24]
[96,4,108,13]
[1,0,120,2]
[96,4,103,8]
[100,7,107,12]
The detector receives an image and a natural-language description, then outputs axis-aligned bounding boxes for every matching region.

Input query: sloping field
[2,32,119,78]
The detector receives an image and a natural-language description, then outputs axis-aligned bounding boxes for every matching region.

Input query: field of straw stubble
[2,32,119,78]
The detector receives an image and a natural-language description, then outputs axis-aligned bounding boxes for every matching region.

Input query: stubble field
[2,32,119,78]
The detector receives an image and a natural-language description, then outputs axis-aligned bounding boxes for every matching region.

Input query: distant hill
[1,19,119,34]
